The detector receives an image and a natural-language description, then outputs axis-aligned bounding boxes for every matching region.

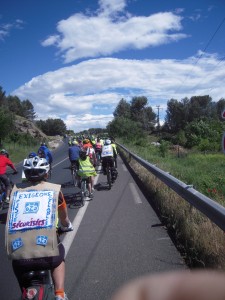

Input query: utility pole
[156,105,162,132]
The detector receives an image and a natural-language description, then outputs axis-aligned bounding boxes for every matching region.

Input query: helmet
[28,152,37,158]
[23,156,50,182]
[83,139,90,144]
[72,140,78,145]
[105,139,111,145]
[0,149,9,157]
[79,149,87,161]
[41,142,46,146]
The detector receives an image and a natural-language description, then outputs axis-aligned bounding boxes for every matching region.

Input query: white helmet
[23,156,50,182]
[105,139,111,145]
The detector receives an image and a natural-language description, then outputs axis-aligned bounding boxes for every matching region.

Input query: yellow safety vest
[78,157,97,177]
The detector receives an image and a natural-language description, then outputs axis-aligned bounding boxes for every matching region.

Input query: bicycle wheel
[106,165,112,190]
[71,168,78,186]
[48,164,52,179]
[80,179,86,206]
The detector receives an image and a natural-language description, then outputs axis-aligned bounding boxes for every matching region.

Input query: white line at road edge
[62,168,101,257]
[52,157,68,168]
[129,182,142,204]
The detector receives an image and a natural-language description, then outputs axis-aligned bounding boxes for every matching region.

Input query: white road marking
[52,157,68,168]
[129,182,142,204]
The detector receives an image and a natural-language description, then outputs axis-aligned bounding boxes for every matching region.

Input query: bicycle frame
[71,162,78,187]
[106,161,112,190]
[18,227,72,298]
[0,173,14,210]
[96,151,101,166]
[80,176,89,205]
[0,180,6,210]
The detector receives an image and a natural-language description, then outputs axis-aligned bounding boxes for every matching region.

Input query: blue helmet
[28,152,37,158]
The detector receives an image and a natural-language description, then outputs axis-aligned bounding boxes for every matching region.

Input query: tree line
[1,83,225,152]
[0,86,67,145]
[107,95,225,151]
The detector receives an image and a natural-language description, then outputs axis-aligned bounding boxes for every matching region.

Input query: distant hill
[15,115,62,150]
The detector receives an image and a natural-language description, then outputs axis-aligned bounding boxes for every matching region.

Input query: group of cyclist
[68,135,118,199]
[1,136,118,300]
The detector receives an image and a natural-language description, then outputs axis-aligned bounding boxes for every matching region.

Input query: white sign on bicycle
[8,190,56,233]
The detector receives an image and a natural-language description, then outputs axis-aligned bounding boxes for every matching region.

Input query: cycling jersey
[0,154,17,175]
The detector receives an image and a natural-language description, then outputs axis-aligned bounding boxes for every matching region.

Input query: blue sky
[1,0,225,132]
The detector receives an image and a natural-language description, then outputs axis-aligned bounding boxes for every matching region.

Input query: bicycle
[106,161,113,190]
[48,163,52,180]
[95,151,101,166]
[79,176,89,206]
[0,172,16,210]
[19,227,72,300]
[105,159,118,190]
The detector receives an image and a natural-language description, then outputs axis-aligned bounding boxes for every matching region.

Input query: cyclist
[5,155,73,300]
[110,137,118,168]
[0,149,18,203]
[82,138,97,167]
[94,137,102,164]
[68,140,80,185]
[77,149,97,199]
[38,142,53,165]
[101,139,118,181]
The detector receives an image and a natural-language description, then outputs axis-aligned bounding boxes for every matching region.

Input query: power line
[174,16,225,95]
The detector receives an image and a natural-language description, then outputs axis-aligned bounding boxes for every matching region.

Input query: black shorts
[12,243,65,289]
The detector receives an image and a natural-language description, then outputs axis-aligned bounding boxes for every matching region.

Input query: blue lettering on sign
[36,235,48,246]
[12,237,24,251]
[24,202,40,214]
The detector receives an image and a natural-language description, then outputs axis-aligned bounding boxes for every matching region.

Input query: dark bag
[22,284,55,300]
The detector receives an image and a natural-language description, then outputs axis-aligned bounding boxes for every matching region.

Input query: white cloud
[41,8,187,63]
[0,19,24,41]
[13,53,225,133]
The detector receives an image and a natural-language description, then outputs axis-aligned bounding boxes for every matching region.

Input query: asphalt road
[0,139,186,300]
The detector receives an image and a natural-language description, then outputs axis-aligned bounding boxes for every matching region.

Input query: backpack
[21,284,55,300]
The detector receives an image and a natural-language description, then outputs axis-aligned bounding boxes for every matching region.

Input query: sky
[0,0,225,133]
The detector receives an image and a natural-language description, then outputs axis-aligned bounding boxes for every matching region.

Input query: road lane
[0,141,186,299]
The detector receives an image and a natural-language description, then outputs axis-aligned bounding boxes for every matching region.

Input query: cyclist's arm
[58,191,71,227]
[7,158,17,172]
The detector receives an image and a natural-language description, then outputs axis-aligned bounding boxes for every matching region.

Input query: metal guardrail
[117,143,225,232]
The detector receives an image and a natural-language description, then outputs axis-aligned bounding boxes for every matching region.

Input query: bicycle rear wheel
[106,166,112,190]
[80,179,86,206]
[71,168,78,187]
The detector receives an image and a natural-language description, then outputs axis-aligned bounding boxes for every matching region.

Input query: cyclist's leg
[1,174,11,201]
[102,157,107,174]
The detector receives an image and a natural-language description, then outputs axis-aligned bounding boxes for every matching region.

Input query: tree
[130,96,156,131]
[0,86,6,107]
[21,99,37,120]
[6,95,23,116]
[0,108,14,146]
[107,117,142,140]
[188,95,215,122]
[113,98,131,118]
[164,98,188,133]
[36,118,67,136]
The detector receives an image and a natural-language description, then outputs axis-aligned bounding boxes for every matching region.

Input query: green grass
[3,142,40,164]
[118,138,225,206]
